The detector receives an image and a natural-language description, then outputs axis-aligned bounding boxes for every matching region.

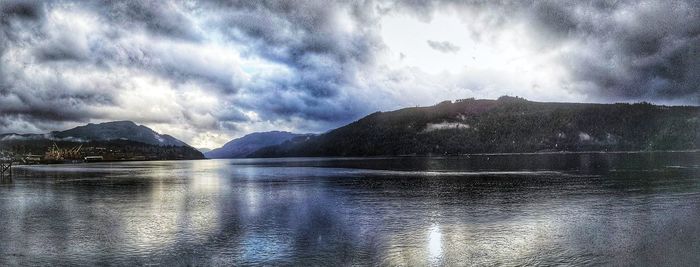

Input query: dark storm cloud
[0,1,50,131]
[528,0,699,102]
[427,40,460,53]
[0,0,240,133]
[0,0,44,62]
[0,1,43,22]
[391,0,700,103]
[28,1,230,90]
[572,1,700,104]
[95,0,202,41]
[0,0,698,139]
[231,68,360,123]
[211,1,379,64]
[548,0,700,102]
[0,0,380,131]
[529,1,578,39]
[201,0,383,121]
[0,63,117,123]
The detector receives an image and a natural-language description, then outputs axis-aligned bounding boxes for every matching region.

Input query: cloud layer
[0,0,698,148]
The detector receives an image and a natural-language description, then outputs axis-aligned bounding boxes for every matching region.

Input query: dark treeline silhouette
[251,96,699,157]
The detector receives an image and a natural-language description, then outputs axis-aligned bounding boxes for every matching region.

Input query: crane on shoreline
[44,143,82,161]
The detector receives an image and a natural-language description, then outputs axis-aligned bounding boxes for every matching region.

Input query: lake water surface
[1,153,699,266]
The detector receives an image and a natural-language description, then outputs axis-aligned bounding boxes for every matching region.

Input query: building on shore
[84,156,104,162]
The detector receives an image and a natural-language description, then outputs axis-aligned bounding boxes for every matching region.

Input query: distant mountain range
[249,96,700,157]
[0,121,204,160]
[197,148,212,153]
[205,131,311,158]
[4,97,697,161]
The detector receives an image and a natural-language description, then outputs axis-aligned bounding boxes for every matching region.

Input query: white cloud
[0,0,697,148]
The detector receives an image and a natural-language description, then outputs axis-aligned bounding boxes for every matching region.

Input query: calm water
[0,153,699,266]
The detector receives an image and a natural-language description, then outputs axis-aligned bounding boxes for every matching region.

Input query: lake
[0,152,699,266]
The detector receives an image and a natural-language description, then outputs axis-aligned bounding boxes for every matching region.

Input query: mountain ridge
[0,121,189,147]
[205,131,312,158]
[249,96,700,157]
[0,120,204,161]
[51,121,188,147]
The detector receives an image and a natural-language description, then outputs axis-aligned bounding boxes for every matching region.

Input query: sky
[0,0,698,148]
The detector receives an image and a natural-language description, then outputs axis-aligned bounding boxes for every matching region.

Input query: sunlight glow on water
[427,224,443,263]
[0,153,698,265]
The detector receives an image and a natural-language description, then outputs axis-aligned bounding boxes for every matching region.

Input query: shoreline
[455,149,700,157]
[8,149,700,166]
[245,149,700,160]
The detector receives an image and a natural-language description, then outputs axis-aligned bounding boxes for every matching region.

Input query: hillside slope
[251,96,700,157]
[0,121,204,160]
[52,121,187,147]
[205,131,310,158]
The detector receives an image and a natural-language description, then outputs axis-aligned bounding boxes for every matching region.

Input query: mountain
[51,121,187,147]
[250,96,700,157]
[0,121,204,161]
[205,131,311,158]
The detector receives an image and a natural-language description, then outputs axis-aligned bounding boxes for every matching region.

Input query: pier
[0,159,11,178]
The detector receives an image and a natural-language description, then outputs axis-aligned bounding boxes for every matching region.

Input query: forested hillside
[251,96,700,157]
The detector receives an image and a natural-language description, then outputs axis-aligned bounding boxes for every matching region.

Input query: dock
[0,159,11,178]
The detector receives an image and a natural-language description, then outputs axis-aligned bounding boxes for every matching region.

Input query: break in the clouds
[0,0,698,148]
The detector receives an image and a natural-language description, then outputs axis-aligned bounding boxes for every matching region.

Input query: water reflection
[427,224,442,264]
[0,153,698,265]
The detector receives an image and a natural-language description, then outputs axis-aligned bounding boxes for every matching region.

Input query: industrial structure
[0,139,196,164]
[44,143,83,162]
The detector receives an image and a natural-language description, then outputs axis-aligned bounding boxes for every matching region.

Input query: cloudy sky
[0,0,698,148]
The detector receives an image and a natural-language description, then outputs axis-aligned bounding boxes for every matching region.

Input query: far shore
[6,149,700,167]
